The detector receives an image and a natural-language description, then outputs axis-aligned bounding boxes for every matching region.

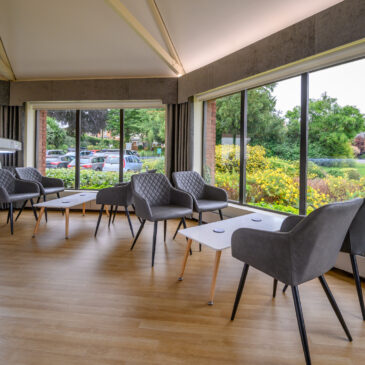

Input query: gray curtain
[166,98,194,180]
[0,105,25,167]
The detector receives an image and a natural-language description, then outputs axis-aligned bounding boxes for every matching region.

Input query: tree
[285,93,365,158]
[46,116,67,149]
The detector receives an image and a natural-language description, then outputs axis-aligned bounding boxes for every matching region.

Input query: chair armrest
[0,186,10,203]
[203,184,228,202]
[133,191,152,220]
[169,187,193,209]
[280,215,305,232]
[41,176,64,188]
[231,228,292,283]
[14,179,40,194]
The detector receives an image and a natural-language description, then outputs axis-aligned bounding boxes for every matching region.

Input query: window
[37,110,76,189]
[123,108,166,182]
[203,93,241,201]
[307,59,365,212]
[246,78,301,214]
[202,58,365,215]
[37,107,166,189]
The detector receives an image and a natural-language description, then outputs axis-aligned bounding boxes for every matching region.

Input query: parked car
[46,149,64,156]
[46,155,73,169]
[124,149,140,157]
[68,156,105,171]
[103,155,143,172]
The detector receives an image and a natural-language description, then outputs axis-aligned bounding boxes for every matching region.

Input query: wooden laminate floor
[0,210,364,365]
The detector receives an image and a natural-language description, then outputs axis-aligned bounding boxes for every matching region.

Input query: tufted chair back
[15,167,43,182]
[172,171,205,199]
[131,173,171,206]
[0,169,16,194]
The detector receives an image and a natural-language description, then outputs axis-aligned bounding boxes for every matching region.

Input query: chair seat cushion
[195,199,228,212]
[150,205,192,221]
[44,187,65,195]
[9,193,39,202]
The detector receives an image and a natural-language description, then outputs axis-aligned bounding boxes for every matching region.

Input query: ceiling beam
[0,38,15,81]
[105,0,184,76]
[147,0,185,75]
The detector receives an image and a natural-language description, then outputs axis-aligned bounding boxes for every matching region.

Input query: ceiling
[0,0,343,80]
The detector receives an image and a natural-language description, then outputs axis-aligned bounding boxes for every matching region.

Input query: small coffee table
[32,192,97,239]
[178,212,285,305]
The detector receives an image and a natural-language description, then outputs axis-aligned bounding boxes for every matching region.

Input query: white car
[103,155,143,172]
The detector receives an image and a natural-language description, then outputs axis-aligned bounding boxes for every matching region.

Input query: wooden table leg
[105,205,109,216]
[208,250,222,305]
[178,238,193,281]
[82,203,86,216]
[65,208,70,239]
[32,207,45,237]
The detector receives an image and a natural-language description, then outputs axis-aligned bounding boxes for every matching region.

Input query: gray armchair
[172,171,228,250]
[130,173,193,267]
[0,169,40,234]
[94,183,135,237]
[230,199,363,365]
[340,199,365,320]
[15,167,64,222]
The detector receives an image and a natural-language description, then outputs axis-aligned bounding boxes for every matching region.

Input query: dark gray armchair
[0,169,40,234]
[340,199,365,320]
[94,183,135,237]
[15,167,64,222]
[172,171,228,250]
[230,199,363,365]
[130,173,193,267]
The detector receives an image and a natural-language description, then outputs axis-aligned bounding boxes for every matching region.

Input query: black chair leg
[198,212,202,251]
[9,202,14,235]
[283,284,289,293]
[273,279,278,298]
[36,196,40,204]
[94,205,104,237]
[112,205,118,223]
[164,220,167,242]
[231,264,250,320]
[151,221,158,267]
[219,209,223,220]
[318,275,352,341]
[7,206,10,224]
[291,286,311,365]
[30,199,38,220]
[15,200,27,222]
[43,195,48,222]
[125,206,134,237]
[132,204,142,223]
[172,218,183,240]
[181,217,192,255]
[130,219,146,250]
[108,205,114,228]
[349,254,365,320]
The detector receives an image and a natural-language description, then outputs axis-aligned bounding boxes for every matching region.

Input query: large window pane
[246,78,301,214]
[79,109,120,189]
[123,108,166,182]
[203,93,241,201]
[38,110,76,189]
[307,59,365,212]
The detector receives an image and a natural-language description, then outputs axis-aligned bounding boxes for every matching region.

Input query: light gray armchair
[130,173,193,267]
[0,169,40,234]
[172,171,228,250]
[230,199,363,365]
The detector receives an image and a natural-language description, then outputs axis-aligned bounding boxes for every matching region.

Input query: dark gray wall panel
[9,78,178,105]
[0,80,10,105]
[178,0,364,102]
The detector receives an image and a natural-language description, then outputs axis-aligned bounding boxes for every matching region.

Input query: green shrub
[326,168,345,177]
[345,168,361,181]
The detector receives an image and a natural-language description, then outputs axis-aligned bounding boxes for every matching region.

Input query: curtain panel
[0,105,25,167]
[166,99,194,180]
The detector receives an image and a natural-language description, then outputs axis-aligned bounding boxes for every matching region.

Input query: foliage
[46,117,67,150]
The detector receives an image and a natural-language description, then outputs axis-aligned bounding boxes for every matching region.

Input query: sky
[272,58,365,116]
